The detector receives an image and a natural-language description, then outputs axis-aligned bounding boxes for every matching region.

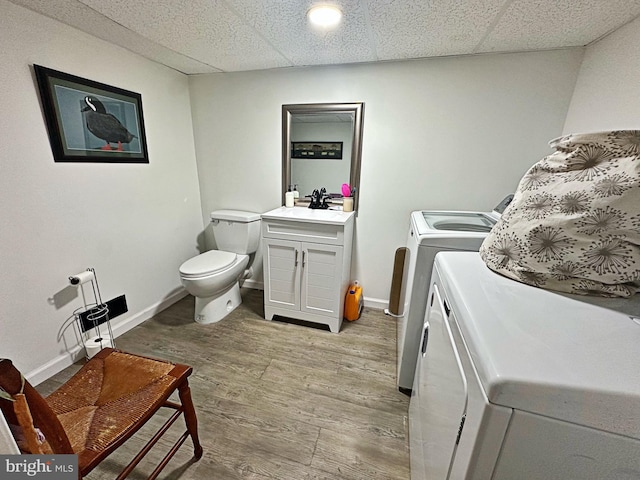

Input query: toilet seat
[179,250,238,279]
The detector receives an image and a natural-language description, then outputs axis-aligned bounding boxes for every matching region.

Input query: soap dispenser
[285,185,294,208]
[292,184,299,204]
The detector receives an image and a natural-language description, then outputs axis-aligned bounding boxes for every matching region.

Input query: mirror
[282,102,364,211]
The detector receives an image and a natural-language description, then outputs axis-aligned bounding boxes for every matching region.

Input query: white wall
[189,49,584,305]
[0,1,203,382]
[563,16,640,133]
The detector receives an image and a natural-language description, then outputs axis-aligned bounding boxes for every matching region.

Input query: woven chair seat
[0,348,203,479]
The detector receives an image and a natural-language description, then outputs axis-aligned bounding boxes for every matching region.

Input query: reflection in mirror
[282,103,364,211]
[291,113,352,197]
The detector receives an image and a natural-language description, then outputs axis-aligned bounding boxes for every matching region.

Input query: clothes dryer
[409,252,640,480]
[396,196,512,391]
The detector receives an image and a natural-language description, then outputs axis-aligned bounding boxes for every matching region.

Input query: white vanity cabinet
[261,207,355,333]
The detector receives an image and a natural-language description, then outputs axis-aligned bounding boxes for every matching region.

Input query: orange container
[344,281,363,321]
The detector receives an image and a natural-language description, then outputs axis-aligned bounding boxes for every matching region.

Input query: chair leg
[178,379,203,459]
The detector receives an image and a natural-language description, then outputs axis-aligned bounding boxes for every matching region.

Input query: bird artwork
[81,96,136,151]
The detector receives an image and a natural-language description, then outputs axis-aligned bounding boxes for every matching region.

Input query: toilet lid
[179,250,237,278]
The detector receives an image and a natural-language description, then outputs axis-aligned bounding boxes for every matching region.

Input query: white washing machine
[396,195,512,391]
[409,252,640,480]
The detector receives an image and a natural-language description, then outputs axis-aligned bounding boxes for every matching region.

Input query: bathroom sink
[261,206,355,225]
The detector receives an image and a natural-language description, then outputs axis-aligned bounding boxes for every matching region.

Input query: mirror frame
[282,102,364,211]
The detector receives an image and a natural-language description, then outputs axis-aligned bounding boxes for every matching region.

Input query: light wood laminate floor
[38,288,410,479]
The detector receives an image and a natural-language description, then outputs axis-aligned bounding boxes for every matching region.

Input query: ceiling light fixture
[307,5,343,28]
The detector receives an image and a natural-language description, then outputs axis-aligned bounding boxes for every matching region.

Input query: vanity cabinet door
[263,238,301,312]
[300,243,343,317]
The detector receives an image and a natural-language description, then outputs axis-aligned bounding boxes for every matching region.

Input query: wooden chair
[0,348,203,479]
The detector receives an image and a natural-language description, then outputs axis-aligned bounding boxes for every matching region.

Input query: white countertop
[262,206,355,225]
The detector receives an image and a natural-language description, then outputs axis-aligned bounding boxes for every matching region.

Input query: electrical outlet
[78,294,128,333]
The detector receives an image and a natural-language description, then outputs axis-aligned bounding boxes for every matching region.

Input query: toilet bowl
[179,210,261,324]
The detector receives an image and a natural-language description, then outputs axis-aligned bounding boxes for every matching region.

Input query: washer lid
[180,250,237,277]
[421,212,496,232]
[410,210,496,248]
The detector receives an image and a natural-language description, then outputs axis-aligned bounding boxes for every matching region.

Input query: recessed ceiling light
[307,5,343,28]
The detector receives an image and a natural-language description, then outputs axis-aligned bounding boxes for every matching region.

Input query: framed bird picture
[34,65,149,163]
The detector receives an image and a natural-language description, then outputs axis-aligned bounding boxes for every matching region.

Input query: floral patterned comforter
[480,130,640,297]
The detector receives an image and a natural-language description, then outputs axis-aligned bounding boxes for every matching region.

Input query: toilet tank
[210,210,261,254]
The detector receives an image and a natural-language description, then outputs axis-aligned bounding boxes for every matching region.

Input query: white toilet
[179,210,261,324]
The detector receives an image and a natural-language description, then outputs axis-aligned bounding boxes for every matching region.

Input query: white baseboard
[363,296,388,311]
[28,289,189,386]
[27,348,85,387]
[241,278,263,290]
[109,289,189,338]
[29,288,388,385]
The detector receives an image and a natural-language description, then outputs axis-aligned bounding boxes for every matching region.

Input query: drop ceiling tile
[78,0,292,71]
[9,0,220,73]
[229,0,377,67]
[479,0,640,52]
[9,0,640,73]
[366,0,504,59]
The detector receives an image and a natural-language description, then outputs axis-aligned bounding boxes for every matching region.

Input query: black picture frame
[34,65,149,163]
[291,141,343,159]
